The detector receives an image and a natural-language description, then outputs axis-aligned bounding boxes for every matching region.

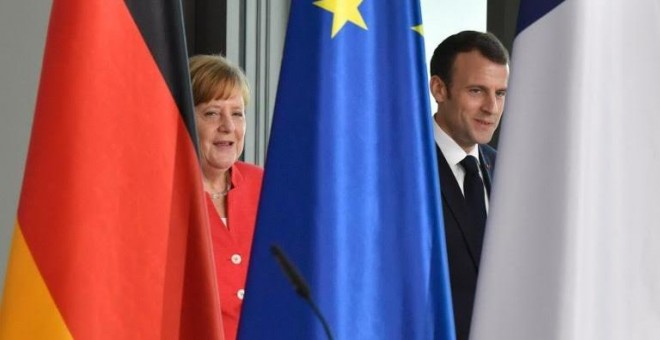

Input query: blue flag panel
[240,1,455,339]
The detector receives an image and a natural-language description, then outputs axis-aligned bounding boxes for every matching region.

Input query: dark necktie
[460,155,487,262]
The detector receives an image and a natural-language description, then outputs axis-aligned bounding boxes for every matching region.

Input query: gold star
[314,0,368,38]
[411,24,424,36]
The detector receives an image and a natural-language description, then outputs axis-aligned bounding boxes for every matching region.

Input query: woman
[189,54,263,340]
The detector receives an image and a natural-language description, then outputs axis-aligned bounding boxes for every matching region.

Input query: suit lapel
[436,147,481,269]
[478,146,493,197]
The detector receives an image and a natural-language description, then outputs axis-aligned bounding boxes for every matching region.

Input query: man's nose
[482,93,500,114]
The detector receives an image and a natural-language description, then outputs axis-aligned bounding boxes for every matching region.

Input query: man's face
[431,50,509,152]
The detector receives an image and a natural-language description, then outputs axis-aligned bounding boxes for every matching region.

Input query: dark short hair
[430,31,509,88]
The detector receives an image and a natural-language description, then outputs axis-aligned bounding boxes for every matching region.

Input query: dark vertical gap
[487,0,520,54]
[182,0,227,56]
[239,1,247,69]
[255,1,262,162]
[238,1,247,162]
[183,0,195,56]
[487,0,520,149]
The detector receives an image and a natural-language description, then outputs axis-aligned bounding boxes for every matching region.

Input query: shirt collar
[433,116,480,167]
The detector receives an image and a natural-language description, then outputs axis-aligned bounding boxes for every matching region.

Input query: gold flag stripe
[0,223,73,339]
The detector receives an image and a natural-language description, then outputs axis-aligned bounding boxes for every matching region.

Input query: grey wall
[0,0,52,293]
[227,1,288,166]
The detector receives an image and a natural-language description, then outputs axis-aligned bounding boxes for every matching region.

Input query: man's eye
[496,91,507,98]
[233,112,244,117]
[204,111,218,116]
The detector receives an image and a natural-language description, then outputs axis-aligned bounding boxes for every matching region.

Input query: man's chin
[475,135,494,145]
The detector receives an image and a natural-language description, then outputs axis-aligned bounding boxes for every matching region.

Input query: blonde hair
[189,54,250,106]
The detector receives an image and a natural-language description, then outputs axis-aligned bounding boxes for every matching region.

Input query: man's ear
[430,75,448,104]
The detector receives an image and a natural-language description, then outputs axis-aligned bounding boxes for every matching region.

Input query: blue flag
[240,1,454,339]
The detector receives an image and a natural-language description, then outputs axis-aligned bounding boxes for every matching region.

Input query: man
[430,30,509,340]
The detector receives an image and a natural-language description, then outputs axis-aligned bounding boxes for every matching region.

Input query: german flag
[0,0,224,338]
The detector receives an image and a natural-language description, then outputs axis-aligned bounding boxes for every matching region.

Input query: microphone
[270,244,334,340]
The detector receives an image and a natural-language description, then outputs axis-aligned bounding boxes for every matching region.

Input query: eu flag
[240,1,455,339]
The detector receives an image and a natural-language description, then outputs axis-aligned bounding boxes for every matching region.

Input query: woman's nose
[217,113,235,132]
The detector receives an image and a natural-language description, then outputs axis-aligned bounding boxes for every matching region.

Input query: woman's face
[194,89,246,173]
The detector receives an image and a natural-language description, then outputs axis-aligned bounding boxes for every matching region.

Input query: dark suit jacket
[436,144,496,340]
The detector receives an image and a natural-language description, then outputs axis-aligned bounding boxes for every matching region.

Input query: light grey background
[0,0,52,295]
[422,0,487,113]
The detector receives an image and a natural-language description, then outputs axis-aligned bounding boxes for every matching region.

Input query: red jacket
[205,161,263,340]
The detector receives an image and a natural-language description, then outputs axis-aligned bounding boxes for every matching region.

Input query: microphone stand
[270,245,335,340]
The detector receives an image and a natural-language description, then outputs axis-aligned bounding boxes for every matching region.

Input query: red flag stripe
[11,0,222,338]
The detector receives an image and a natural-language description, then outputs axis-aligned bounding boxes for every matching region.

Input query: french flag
[472,0,660,339]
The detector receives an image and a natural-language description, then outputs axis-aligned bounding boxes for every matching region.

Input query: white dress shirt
[433,119,489,212]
